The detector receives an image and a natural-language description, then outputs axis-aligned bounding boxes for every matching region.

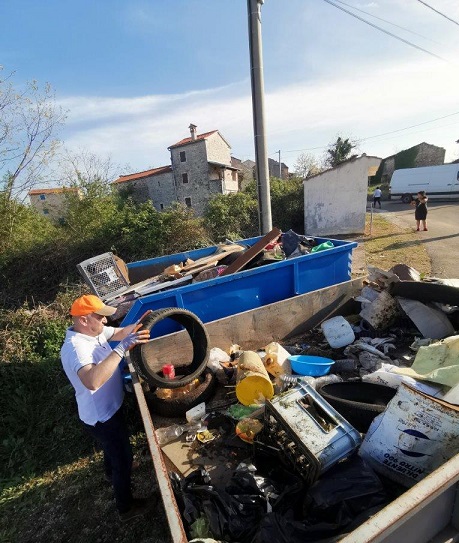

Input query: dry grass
[362,214,431,275]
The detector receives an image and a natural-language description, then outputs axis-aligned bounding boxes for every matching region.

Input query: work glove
[113,329,150,357]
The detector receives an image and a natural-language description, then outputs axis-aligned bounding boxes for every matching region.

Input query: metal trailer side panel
[339,436,459,543]
[128,359,187,543]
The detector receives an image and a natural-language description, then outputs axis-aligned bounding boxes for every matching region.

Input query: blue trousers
[84,407,133,513]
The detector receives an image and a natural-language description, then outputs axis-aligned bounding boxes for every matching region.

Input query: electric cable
[416,0,459,27]
[335,0,439,43]
[322,0,447,61]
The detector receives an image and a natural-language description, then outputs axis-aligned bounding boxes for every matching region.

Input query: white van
[389,164,459,203]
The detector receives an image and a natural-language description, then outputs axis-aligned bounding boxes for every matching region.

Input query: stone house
[303,154,382,236]
[378,142,445,183]
[113,124,239,216]
[28,187,82,222]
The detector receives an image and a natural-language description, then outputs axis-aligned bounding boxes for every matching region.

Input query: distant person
[373,186,382,209]
[411,190,428,231]
[60,294,153,522]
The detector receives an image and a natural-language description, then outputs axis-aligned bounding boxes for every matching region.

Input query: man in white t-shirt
[373,187,382,208]
[60,294,151,522]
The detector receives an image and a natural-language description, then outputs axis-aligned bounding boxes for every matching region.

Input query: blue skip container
[121,235,357,337]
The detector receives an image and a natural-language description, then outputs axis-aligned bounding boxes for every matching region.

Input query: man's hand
[113,329,150,357]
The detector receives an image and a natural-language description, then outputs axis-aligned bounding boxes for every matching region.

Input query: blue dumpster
[121,236,357,337]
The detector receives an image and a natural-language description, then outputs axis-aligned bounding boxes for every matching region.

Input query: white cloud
[60,56,459,177]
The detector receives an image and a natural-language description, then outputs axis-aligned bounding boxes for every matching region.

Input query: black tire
[317,382,396,433]
[402,193,412,204]
[130,308,209,389]
[144,368,217,417]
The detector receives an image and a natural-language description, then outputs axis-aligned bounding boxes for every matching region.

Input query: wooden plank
[219,227,281,276]
[180,244,243,272]
[139,279,364,370]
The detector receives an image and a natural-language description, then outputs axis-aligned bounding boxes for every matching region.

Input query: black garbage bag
[252,456,389,543]
[171,462,304,542]
[171,467,265,542]
[281,229,315,257]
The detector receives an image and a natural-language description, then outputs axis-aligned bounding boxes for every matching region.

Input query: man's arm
[78,351,125,391]
[78,328,150,390]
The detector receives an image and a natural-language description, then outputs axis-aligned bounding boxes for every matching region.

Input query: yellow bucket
[235,351,274,406]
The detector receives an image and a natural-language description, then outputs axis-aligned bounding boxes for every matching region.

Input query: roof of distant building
[28,187,80,195]
[113,165,172,184]
[383,142,445,162]
[168,130,231,149]
[305,153,382,181]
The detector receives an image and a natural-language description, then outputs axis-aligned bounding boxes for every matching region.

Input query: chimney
[189,123,197,141]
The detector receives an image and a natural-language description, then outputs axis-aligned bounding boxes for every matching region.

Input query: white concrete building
[303,154,381,236]
[113,124,239,216]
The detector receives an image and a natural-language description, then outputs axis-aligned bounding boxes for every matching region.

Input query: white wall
[303,155,381,236]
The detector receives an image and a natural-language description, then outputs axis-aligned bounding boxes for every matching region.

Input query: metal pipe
[247,0,272,234]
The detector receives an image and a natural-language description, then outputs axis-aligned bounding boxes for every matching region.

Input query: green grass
[364,214,431,275]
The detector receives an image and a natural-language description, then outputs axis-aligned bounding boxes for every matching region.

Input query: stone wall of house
[116,171,176,211]
[415,142,445,167]
[171,140,215,215]
[303,155,381,236]
[381,143,445,182]
[29,190,81,221]
[205,133,231,165]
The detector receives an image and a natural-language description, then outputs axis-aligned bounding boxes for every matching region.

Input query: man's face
[83,313,107,336]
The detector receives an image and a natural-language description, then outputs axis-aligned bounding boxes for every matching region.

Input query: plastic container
[321,315,355,348]
[235,351,274,406]
[288,355,335,377]
[121,235,357,338]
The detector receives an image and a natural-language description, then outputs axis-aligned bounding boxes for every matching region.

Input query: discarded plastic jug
[311,241,334,253]
[155,424,184,446]
[321,315,355,348]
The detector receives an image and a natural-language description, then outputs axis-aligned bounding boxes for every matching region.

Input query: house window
[182,173,189,184]
[39,194,46,200]
[180,151,186,163]
[160,203,164,210]
[43,209,49,215]
[184,197,192,207]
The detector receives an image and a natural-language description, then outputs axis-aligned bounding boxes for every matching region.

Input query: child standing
[411,191,428,231]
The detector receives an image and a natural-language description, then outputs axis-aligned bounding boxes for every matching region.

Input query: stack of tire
[130,308,216,417]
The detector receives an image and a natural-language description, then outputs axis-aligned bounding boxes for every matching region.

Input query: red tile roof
[168,130,218,149]
[28,187,79,195]
[113,165,172,184]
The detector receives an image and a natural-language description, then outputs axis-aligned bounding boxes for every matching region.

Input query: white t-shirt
[60,326,124,426]
[373,188,382,198]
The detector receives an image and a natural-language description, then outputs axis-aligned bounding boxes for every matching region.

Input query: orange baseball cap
[70,294,117,317]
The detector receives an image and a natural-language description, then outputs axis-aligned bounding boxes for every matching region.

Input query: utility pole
[278,150,282,179]
[247,0,272,234]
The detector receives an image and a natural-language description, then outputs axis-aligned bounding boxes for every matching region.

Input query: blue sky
[2,0,459,179]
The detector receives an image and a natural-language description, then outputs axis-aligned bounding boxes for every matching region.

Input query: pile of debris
[150,263,459,543]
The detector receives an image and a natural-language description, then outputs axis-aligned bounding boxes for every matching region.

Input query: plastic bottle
[155,424,184,446]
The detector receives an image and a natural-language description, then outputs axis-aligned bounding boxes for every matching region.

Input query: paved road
[372,200,459,278]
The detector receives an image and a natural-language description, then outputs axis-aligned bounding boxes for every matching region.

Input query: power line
[416,0,459,27]
[335,0,439,43]
[280,110,459,154]
[322,0,447,61]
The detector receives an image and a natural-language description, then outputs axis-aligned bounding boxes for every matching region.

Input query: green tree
[324,136,357,168]
[204,192,258,241]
